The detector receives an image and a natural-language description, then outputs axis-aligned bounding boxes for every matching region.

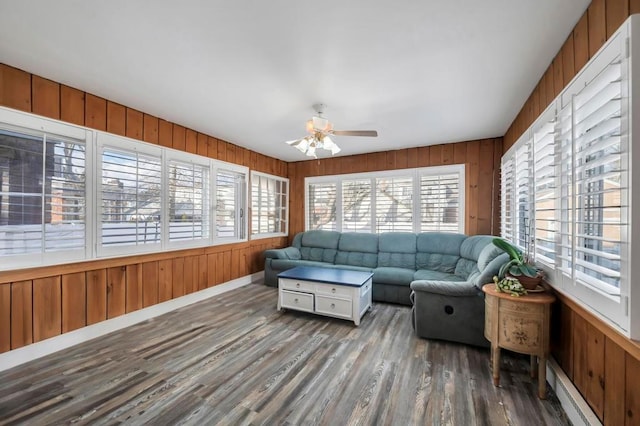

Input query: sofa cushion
[477,243,505,270]
[416,232,465,273]
[460,235,496,261]
[296,230,340,263]
[270,259,335,271]
[335,232,379,268]
[329,264,374,273]
[413,269,466,282]
[378,232,416,269]
[373,267,415,286]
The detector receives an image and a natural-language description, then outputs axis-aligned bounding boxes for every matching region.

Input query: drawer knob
[332,288,336,293]
[331,303,335,309]
[294,298,299,303]
[296,283,300,288]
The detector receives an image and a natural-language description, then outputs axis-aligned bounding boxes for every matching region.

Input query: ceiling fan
[286,103,378,157]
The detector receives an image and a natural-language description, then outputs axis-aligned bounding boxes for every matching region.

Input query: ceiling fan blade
[331,130,378,137]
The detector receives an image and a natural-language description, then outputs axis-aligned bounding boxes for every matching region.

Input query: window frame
[305,165,465,234]
[0,107,93,270]
[250,171,289,239]
[213,161,249,244]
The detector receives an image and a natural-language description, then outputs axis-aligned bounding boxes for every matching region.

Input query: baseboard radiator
[546,357,601,426]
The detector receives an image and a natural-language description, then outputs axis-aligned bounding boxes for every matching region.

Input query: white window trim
[250,170,289,239]
[501,16,638,339]
[0,106,252,271]
[304,164,465,234]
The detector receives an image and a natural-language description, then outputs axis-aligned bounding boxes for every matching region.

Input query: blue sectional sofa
[264,230,508,347]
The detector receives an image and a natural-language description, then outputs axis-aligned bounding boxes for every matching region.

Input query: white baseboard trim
[546,357,601,426]
[0,271,263,373]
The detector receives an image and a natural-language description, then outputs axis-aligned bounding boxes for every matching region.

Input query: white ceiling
[0,1,589,161]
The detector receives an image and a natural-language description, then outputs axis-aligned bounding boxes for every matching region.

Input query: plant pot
[507,272,543,290]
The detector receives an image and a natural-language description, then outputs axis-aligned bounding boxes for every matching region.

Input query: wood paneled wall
[287,138,503,238]
[504,2,640,424]
[0,63,288,355]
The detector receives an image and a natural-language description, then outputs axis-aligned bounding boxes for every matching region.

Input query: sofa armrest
[471,252,510,287]
[264,247,301,260]
[410,280,480,297]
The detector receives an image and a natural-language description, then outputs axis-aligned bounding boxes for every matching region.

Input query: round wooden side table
[482,283,556,399]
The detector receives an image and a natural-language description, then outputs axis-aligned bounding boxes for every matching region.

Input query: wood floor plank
[0,283,569,425]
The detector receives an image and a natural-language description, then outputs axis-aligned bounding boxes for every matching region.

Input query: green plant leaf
[522,263,538,277]
[508,265,523,276]
[492,238,522,261]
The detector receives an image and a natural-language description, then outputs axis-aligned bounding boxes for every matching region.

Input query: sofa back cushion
[294,230,340,263]
[415,232,465,273]
[335,232,379,268]
[454,235,496,279]
[377,232,416,269]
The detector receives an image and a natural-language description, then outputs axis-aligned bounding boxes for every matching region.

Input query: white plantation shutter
[251,172,288,236]
[168,160,209,243]
[375,176,413,232]
[216,169,244,239]
[501,155,515,242]
[419,172,461,232]
[515,140,532,250]
[571,54,625,294]
[557,103,574,278]
[533,117,557,266]
[307,182,337,231]
[0,129,86,256]
[100,148,162,249]
[342,179,372,232]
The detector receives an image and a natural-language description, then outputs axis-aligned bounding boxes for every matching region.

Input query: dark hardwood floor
[0,283,569,425]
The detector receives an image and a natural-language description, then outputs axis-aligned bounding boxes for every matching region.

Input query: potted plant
[492,238,543,290]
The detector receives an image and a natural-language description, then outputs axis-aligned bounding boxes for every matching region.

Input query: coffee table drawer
[315,283,353,298]
[280,278,315,293]
[280,290,314,313]
[315,295,352,319]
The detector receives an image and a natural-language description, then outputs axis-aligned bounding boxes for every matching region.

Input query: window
[251,172,288,237]
[167,155,210,246]
[215,165,247,241]
[501,23,636,338]
[99,139,162,254]
[306,165,465,234]
[0,114,90,268]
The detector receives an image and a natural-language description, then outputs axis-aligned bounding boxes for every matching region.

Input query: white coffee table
[277,266,373,326]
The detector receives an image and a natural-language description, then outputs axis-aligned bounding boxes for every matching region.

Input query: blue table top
[278,266,373,287]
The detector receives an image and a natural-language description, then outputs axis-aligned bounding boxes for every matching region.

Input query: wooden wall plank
[60,85,85,126]
[406,147,418,168]
[606,0,628,38]
[158,259,173,302]
[142,261,159,307]
[226,142,236,164]
[33,276,62,342]
[544,68,554,107]
[126,108,143,140]
[106,101,126,136]
[158,120,173,148]
[561,34,576,88]
[552,301,574,380]
[183,256,195,295]
[632,0,640,15]
[143,114,159,144]
[588,0,607,58]
[574,316,605,421]
[429,145,443,166]
[10,280,32,349]
[31,76,60,119]
[197,133,208,157]
[0,284,10,353]
[223,251,232,283]
[216,253,225,285]
[185,129,197,154]
[61,272,86,333]
[417,146,430,167]
[173,125,186,151]
[217,140,227,161]
[85,94,107,131]
[604,337,626,426]
[491,139,502,235]
[552,53,564,97]
[0,64,31,112]
[172,257,185,297]
[106,266,126,319]
[574,12,590,73]
[208,137,218,159]
[86,269,107,325]
[466,141,480,235]
[477,140,494,235]
[627,353,640,425]
[125,264,142,313]
[198,254,208,290]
